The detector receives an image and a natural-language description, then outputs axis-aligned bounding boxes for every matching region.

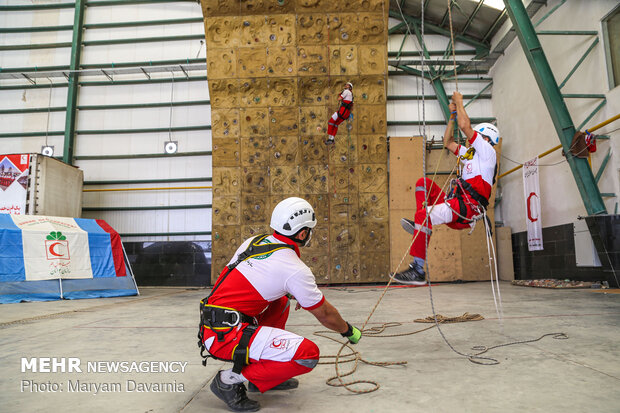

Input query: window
[602,4,620,89]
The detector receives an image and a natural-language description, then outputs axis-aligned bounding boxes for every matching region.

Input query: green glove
[341,322,362,344]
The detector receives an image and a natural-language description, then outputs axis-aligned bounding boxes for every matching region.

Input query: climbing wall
[202,0,389,283]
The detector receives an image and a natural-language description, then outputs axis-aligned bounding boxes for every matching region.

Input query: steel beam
[388,94,491,101]
[63,0,85,165]
[119,231,211,237]
[86,0,197,6]
[76,125,211,135]
[536,30,598,36]
[594,148,612,184]
[388,117,495,126]
[577,99,607,131]
[503,0,606,215]
[558,37,599,89]
[74,151,211,161]
[83,204,211,212]
[534,0,566,27]
[84,177,212,185]
[388,10,490,52]
[0,3,74,11]
[462,0,485,35]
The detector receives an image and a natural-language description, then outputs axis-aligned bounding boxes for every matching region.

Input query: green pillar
[63,0,85,165]
[503,0,606,215]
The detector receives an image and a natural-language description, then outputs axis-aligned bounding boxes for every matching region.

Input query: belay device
[197,234,295,373]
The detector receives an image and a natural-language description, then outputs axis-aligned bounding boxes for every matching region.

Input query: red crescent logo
[48,242,63,257]
[527,192,539,222]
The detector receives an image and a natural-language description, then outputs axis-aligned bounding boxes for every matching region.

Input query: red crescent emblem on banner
[48,242,63,257]
[527,192,539,222]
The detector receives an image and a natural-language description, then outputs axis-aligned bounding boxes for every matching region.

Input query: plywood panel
[388,136,422,274]
[270,165,300,194]
[240,108,269,137]
[328,133,358,165]
[240,136,270,167]
[212,167,241,197]
[297,45,328,76]
[297,14,328,45]
[270,136,300,165]
[329,45,358,76]
[358,134,387,163]
[299,106,327,136]
[497,226,515,281]
[206,48,236,79]
[389,208,415,273]
[211,108,240,138]
[329,192,359,223]
[240,194,270,225]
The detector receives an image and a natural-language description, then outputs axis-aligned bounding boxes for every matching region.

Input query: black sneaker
[210,371,260,412]
[400,218,415,235]
[392,264,426,286]
[325,137,335,145]
[248,378,299,393]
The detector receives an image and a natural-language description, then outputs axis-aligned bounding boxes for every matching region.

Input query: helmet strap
[293,227,313,247]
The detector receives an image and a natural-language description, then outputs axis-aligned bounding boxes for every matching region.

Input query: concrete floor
[1,282,619,413]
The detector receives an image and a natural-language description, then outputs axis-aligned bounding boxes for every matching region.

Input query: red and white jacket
[208,233,325,315]
[454,131,497,201]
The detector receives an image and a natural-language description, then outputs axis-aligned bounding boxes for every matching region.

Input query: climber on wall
[325,82,354,145]
[392,91,499,285]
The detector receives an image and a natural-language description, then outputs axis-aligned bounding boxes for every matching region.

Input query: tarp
[0,215,138,303]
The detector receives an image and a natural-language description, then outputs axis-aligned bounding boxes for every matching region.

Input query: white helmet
[270,197,317,237]
[474,123,500,145]
[345,82,353,89]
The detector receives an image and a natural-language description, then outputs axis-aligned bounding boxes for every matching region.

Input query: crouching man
[200,197,362,412]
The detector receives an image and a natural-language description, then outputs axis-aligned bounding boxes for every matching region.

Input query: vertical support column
[63,0,85,165]
[503,0,606,215]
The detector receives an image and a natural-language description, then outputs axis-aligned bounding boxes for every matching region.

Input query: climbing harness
[197,234,295,372]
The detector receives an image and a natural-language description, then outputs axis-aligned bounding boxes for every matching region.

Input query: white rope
[483,211,504,324]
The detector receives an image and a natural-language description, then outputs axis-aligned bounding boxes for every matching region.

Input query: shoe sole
[210,378,260,412]
[390,274,427,286]
[400,218,415,235]
[248,380,298,393]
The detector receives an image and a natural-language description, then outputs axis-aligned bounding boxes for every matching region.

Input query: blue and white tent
[0,215,138,303]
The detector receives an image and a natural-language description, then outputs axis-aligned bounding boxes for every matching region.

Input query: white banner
[12,215,94,281]
[523,157,543,251]
[0,154,29,215]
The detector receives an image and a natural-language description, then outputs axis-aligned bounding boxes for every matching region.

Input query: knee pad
[293,339,320,369]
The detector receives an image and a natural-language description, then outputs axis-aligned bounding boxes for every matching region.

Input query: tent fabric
[0,215,137,304]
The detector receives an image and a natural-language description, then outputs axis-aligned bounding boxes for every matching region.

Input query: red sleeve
[303,295,325,311]
[468,131,478,145]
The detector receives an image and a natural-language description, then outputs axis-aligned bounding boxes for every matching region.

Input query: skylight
[483,0,506,11]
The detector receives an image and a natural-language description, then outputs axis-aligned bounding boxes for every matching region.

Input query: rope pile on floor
[313,313,484,394]
[414,312,484,323]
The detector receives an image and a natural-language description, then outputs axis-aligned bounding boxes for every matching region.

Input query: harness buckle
[222,309,240,327]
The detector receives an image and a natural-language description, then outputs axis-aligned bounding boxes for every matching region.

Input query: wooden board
[388,136,424,273]
[497,226,515,282]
